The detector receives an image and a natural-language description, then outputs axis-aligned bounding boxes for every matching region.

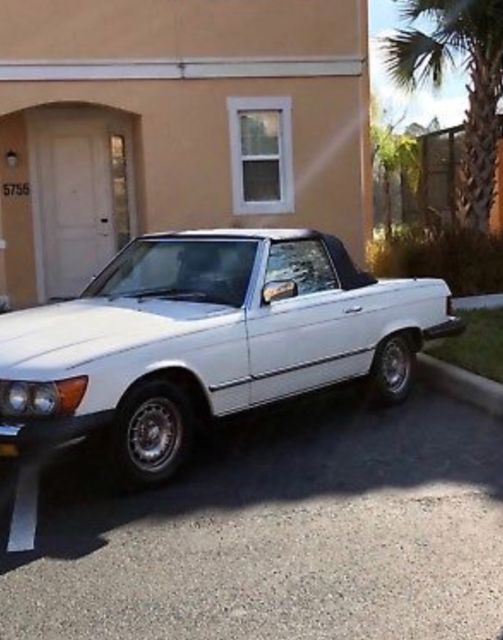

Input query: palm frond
[398,0,447,21]
[399,0,503,57]
[385,29,452,90]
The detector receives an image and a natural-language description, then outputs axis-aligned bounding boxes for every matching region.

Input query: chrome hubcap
[127,398,182,472]
[382,339,410,394]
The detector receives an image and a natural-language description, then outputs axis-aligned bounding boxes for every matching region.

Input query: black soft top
[319,233,377,291]
[143,228,317,242]
[142,228,377,291]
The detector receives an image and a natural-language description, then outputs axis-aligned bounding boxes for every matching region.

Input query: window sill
[233,201,295,216]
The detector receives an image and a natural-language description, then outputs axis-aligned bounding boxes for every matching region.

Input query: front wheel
[370,334,416,406]
[110,379,195,490]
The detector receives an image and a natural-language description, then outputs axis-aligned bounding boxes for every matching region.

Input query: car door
[245,238,372,406]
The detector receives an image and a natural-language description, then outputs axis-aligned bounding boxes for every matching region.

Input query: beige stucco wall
[0,0,364,59]
[0,113,37,307]
[358,0,373,245]
[0,205,6,297]
[0,73,369,306]
[140,77,367,258]
[0,258,6,298]
[0,166,5,296]
[0,0,371,306]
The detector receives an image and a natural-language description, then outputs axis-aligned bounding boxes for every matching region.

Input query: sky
[369,0,469,130]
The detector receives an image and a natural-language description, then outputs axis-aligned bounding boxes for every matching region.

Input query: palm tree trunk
[457,49,502,232]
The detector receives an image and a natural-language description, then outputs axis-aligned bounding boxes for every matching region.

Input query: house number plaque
[2,183,30,197]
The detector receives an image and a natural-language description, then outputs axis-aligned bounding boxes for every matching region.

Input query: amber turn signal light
[55,376,89,415]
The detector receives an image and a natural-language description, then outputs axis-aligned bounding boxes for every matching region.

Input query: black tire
[110,379,195,490]
[370,333,416,406]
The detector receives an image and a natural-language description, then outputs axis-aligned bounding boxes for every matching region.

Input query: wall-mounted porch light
[5,150,18,168]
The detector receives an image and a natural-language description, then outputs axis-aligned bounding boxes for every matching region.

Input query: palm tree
[385,0,503,231]
[372,123,419,238]
[371,97,420,237]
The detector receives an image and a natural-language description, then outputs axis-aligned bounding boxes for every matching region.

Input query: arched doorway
[26,103,138,301]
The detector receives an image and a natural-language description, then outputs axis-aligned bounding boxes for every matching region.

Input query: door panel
[246,239,375,405]
[33,116,116,300]
[247,291,371,405]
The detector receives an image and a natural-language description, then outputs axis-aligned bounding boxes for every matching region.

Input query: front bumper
[0,410,115,455]
[423,317,466,341]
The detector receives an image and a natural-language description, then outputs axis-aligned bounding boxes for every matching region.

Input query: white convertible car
[0,229,464,487]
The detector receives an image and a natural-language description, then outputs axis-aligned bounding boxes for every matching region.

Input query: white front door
[30,113,118,300]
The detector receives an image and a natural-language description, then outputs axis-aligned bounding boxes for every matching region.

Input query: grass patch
[428,309,503,383]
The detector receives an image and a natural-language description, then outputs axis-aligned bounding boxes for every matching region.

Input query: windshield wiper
[107,288,195,301]
[108,288,233,306]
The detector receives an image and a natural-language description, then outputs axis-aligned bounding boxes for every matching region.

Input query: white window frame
[227,97,295,215]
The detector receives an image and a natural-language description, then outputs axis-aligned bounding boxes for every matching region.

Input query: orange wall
[0,113,37,307]
[0,0,364,59]
[0,204,5,296]
[0,0,371,306]
[0,258,6,297]
[491,140,503,233]
[358,0,372,242]
[138,77,367,261]
[0,72,370,306]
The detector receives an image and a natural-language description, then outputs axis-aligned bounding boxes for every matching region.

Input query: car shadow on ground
[1,382,503,576]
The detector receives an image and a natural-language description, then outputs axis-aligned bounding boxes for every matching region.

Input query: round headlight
[8,382,29,414]
[32,383,59,416]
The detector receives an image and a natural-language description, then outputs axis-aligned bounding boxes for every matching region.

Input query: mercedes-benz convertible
[0,229,464,487]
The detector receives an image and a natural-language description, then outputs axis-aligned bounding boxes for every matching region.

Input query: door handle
[344,306,363,314]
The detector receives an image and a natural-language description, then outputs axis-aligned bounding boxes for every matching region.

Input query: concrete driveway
[1,384,503,639]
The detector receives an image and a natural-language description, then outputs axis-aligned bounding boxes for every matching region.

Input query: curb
[417,353,503,419]
[454,294,503,311]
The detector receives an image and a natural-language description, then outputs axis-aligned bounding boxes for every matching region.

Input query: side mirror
[262,280,298,305]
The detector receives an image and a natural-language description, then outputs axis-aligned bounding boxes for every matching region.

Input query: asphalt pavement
[1,384,503,639]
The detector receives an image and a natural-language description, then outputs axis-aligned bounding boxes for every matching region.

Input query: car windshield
[83,238,259,307]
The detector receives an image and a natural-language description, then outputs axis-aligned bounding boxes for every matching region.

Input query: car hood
[0,298,238,376]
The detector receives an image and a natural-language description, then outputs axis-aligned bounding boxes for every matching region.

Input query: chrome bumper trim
[0,425,23,437]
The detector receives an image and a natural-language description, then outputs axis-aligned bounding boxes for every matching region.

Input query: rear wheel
[371,333,416,406]
[110,379,195,489]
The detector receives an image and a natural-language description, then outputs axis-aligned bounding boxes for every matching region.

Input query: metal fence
[374,125,466,228]
[416,125,465,225]
[415,117,503,226]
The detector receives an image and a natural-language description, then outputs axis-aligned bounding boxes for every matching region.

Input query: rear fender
[376,320,423,351]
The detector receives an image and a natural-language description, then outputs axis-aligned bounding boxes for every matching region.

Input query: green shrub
[367,226,503,297]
